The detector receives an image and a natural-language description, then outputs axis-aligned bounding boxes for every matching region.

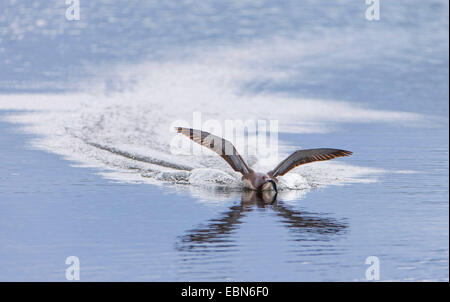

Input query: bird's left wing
[175,127,252,175]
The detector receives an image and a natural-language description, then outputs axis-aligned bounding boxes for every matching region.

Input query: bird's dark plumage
[175,127,252,175]
[175,127,352,191]
[268,148,353,177]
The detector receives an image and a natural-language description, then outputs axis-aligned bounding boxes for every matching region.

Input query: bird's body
[175,127,352,192]
[242,171,277,191]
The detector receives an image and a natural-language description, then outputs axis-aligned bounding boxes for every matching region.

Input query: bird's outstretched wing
[175,127,252,175]
[268,148,352,177]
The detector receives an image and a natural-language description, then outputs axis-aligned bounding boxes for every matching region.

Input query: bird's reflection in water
[176,190,347,253]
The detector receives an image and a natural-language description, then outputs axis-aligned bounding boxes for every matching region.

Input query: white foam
[188,168,241,187]
[0,38,422,200]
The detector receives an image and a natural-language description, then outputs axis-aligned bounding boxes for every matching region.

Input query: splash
[0,41,420,200]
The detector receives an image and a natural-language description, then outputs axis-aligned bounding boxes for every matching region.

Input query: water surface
[0,0,448,281]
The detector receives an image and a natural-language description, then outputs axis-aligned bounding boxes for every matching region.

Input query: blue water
[0,0,448,281]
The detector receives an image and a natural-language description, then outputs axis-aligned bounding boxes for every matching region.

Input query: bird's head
[256,173,278,193]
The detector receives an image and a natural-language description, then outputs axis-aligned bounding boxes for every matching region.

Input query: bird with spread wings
[175,127,352,192]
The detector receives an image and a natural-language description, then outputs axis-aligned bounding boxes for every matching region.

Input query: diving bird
[175,127,352,192]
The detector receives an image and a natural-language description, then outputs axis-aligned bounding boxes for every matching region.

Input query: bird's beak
[267,179,278,193]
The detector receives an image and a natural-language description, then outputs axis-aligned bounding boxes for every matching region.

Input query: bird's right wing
[175,127,252,175]
[268,148,352,177]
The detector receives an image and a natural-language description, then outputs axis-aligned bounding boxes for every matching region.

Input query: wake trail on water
[0,37,423,200]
